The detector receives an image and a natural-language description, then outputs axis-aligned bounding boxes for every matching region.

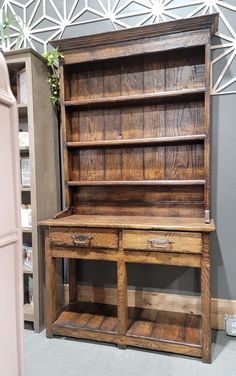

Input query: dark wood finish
[127,308,201,346]
[69,260,77,304]
[51,15,218,52]
[64,88,205,108]
[201,233,211,363]
[42,14,218,363]
[67,180,206,186]
[67,134,206,148]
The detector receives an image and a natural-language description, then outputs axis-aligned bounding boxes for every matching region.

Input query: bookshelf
[42,14,218,362]
[5,49,61,332]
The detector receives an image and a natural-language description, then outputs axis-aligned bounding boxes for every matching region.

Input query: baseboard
[64,284,236,330]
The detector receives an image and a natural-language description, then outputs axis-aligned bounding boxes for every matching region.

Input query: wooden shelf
[17,104,27,118]
[51,302,201,350]
[24,303,34,322]
[127,307,201,347]
[68,180,206,187]
[67,134,206,148]
[22,227,32,233]
[20,147,29,154]
[64,88,206,109]
[53,302,118,334]
[21,186,31,191]
[23,265,33,274]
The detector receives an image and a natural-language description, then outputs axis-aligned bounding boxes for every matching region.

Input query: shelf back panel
[68,143,204,182]
[72,185,204,218]
[64,47,205,101]
[66,99,204,143]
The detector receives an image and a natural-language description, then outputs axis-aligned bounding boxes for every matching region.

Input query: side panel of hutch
[42,14,218,362]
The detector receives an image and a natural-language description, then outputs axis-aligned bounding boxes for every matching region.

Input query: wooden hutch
[41,14,218,363]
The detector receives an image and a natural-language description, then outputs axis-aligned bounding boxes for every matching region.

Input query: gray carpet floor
[24,329,236,376]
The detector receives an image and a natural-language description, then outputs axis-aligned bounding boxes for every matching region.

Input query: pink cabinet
[0,50,24,376]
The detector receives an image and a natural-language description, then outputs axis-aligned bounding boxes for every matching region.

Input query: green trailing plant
[0,9,25,50]
[43,48,64,110]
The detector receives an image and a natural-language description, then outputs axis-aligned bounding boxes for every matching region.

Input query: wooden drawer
[123,230,202,253]
[50,227,118,249]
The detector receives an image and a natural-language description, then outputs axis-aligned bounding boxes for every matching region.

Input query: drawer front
[50,227,118,249]
[123,230,202,253]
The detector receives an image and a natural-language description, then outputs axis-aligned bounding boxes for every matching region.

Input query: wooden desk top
[40,215,215,232]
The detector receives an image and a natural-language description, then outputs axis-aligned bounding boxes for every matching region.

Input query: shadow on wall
[211,93,236,300]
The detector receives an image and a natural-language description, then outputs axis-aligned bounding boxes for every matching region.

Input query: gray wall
[1,0,235,300]
[211,94,236,299]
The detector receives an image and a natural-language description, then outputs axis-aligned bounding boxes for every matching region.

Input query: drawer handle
[72,234,93,246]
[147,238,175,248]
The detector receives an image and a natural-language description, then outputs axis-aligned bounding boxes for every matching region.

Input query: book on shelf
[20,157,31,186]
[17,68,28,105]
[19,131,29,148]
[21,205,32,228]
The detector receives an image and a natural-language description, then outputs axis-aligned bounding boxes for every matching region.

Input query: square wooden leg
[45,228,56,338]
[201,233,211,363]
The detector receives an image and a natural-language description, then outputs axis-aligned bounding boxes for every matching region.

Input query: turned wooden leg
[201,233,211,363]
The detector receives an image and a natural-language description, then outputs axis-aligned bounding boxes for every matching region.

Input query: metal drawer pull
[147,238,175,248]
[72,234,93,245]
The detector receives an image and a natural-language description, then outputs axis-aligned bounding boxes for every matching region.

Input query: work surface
[40,214,215,232]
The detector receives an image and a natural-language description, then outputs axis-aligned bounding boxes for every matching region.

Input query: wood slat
[67,135,206,148]
[64,88,206,108]
[67,180,206,186]
[54,302,118,334]
[126,309,201,347]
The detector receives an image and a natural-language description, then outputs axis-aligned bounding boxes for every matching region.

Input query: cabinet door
[0,52,24,376]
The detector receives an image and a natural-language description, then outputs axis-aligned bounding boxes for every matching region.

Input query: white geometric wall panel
[1,0,236,95]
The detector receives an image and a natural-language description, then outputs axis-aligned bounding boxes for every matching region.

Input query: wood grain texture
[69,259,77,304]
[123,230,202,253]
[64,285,236,331]
[51,14,218,51]
[201,233,211,363]
[41,215,215,232]
[50,227,119,249]
[117,258,128,335]
[61,31,209,65]
[64,88,205,108]
[44,15,218,362]
[72,185,204,218]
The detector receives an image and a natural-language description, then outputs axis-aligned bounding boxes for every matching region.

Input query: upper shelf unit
[63,46,206,103]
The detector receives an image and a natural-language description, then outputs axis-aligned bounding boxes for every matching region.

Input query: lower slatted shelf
[52,302,201,349]
[53,302,118,334]
[127,308,202,347]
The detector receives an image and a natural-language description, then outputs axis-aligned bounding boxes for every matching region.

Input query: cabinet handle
[72,234,93,245]
[147,238,175,248]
